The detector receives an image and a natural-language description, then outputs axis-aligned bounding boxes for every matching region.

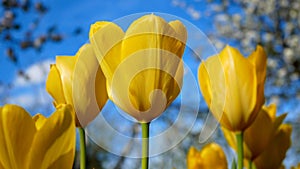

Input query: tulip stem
[249,160,253,169]
[79,127,86,169]
[141,122,150,169]
[236,132,244,169]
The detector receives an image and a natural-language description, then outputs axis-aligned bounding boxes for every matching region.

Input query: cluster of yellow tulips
[188,45,296,169]
[0,14,298,169]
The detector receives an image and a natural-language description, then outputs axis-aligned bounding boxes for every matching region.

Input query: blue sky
[1,0,299,167]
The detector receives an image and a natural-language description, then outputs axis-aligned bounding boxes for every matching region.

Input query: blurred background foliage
[0,0,299,168]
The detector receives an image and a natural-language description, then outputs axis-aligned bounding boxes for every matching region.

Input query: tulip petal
[168,20,187,45]
[46,65,66,106]
[187,143,227,169]
[0,161,4,169]
[198,62,212,108]
[220,46,257,131]
[125,14,175,35]
[254,124,292,169]
[129,69,180,121]
[107,48,183,122]
[168,20,187,58]
[28,104,75,169]
[0,105,36,169]
[89,21,124,79]
[122,14,184,62]
[200,143,228,169]
[222,104,288,160]
[47,149,74,169]
[187,146,202,169]
[89,21,124,60]
[198,55,229,127]
[72,43,108,127]
[244,104,287,159]
[248,45,267,85]
[56,56,77,105]
[247,45,267,117]
[32,114,47,130]
[95,65,108,111]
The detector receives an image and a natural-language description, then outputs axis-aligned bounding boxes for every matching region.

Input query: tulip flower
[89,14,187,123]
[46,43,108,127]
[90,14,187,169]
[0,104,75,169]
[199,45,266,169]
[254,124,292,169]
[222,104,287,160]
[198,45,266,132]
[187,143,228,169]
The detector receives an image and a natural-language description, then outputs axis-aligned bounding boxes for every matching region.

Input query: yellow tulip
[0,104,75,169]
[254,124,292,169]
[89,14,187,122]
[198,45,267,131]
[187,143,228,169]
[222,104,286,160]
[46,43,108,127]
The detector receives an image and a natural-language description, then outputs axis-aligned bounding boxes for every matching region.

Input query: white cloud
[5,59,55,115]
[187,6,201,20]
[6,87,54,115]
[14,59,54,87]
[7,93,35,108]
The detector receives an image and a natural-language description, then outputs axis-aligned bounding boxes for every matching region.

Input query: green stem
[236,132,244,169]
[249,160,253,169]
[141,122,150,169]
[79,127,86,169]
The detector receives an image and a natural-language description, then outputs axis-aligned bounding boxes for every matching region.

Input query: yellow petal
[220,45,258,131]
[128,69,181,121]
[168,20,187,60]
[187,146,202,169]
[198,62,212,109]
[47,149,74,169]
[244,104,286,159]
[89,21,124,59]
[89,21,124,79]
[198,55,227,125]
[56,55,77,105]
[200,143,228,169]
[0,105,36,169]
[121,14,185,62]
[32,114,47,130]
[168,20,187,46]
[95,65,108,111]
[89,21,112,40]
[187,143,228,169]
[46,64,66,106]
[221,126,237,149]
[254,124,292,169]
[107,48,184,122]
[222,104,287,160]
[247,45,267,118]
[28,104,75,169]
[0,162,4,169]
[72,43,108,127]
[248,45,267,86]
